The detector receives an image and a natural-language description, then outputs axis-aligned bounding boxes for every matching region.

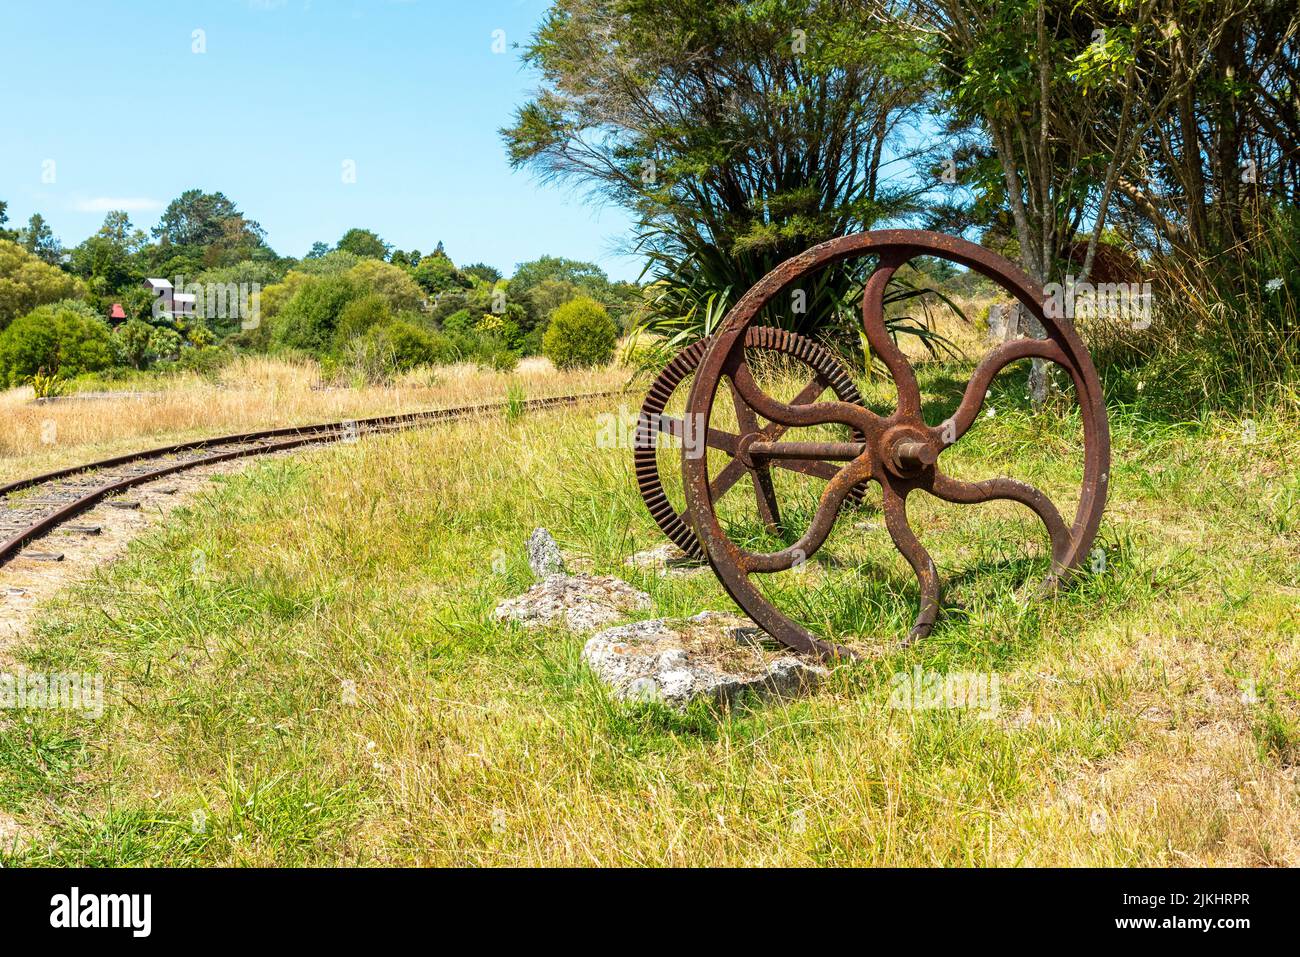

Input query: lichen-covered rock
[494,574,652,633]
[527,527,566,579]
[582,611,827,708]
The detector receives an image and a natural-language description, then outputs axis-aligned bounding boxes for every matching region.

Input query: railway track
[0,390,616,569]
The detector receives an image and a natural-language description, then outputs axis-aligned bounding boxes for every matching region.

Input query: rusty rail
[0,390,617,568]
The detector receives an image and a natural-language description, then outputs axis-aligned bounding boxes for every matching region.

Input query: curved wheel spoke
[928,471,1070,578]
[733,457,873,573]
[729,360,877,435]
[882,484,938,644]
[937,338,1069,446]
[862,252,923,418]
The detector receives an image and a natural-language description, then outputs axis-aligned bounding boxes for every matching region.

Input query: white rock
[582,612,827,709]
[494,574,652,633]
[527,527,566,579]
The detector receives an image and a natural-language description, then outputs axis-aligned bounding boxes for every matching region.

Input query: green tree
[18,213,62,265]
[335,293,393,348]
[153,189,266,249]
[69,211,150,312]
[509,256,608,300]
[347,258,425,313]
[542,296,617,369]
[0,239,86,328]
[503,0,931,338]
[524,278,580,329]
[389,249,423,268]
[412,251,471,295]
[271,275,361,354]
[336,228,389,260]
[117,318,154,369]
[0,301,115,384]
[462,263,502,284]
[96,210,147,252]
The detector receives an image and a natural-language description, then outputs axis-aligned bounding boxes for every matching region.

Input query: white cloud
[72,197,164,213]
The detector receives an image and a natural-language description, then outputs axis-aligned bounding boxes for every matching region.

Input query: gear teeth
[633,326,869,559]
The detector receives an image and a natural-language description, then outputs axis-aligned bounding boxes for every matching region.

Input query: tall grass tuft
[1088,206,1300,416]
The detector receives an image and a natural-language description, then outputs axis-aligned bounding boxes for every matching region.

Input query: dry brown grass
[0,355,632,483]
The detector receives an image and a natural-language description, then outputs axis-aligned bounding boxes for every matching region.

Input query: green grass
[1,360,1296,865]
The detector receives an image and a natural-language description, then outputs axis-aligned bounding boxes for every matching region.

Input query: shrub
[473,334,520,372]
[0,301,115,385]
[441,308,475,334]
[145,326,184,365]
[174,344,229,376]
[361,320,456,372]
[477,305,526,352]
[346,259,425,313]
[271,275,360,354]
[29,369,67,398]
[542,296,618,369]
[335,293,393,349]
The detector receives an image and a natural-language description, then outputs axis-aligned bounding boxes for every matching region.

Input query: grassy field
[0,355,1296,865]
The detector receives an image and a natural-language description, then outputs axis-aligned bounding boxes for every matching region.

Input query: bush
[346,259,425,313]
[174,344,229,376]
[335,293,392,349]
[271,275,360,354]
[542,296,618,369]
[0,301,115,385]
[441,308,475,334]
[361,320,456,372]
[1088,206,1300,414]
[472,334,520,372]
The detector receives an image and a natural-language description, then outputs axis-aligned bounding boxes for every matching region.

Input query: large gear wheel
[634,326,869,560]
[681,230,1110,660]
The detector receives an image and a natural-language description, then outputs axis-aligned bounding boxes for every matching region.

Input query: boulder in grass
[582,611,827,709]
[494,574,652,633]
[527,527,566,579]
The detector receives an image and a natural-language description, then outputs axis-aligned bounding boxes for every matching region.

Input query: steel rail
[0,390,617,567]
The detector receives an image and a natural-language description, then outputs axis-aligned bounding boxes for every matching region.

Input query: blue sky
[0,0,643,280]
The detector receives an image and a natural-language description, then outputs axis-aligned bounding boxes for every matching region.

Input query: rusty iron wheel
[681,230,1111,661]
[634,326,870,561]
